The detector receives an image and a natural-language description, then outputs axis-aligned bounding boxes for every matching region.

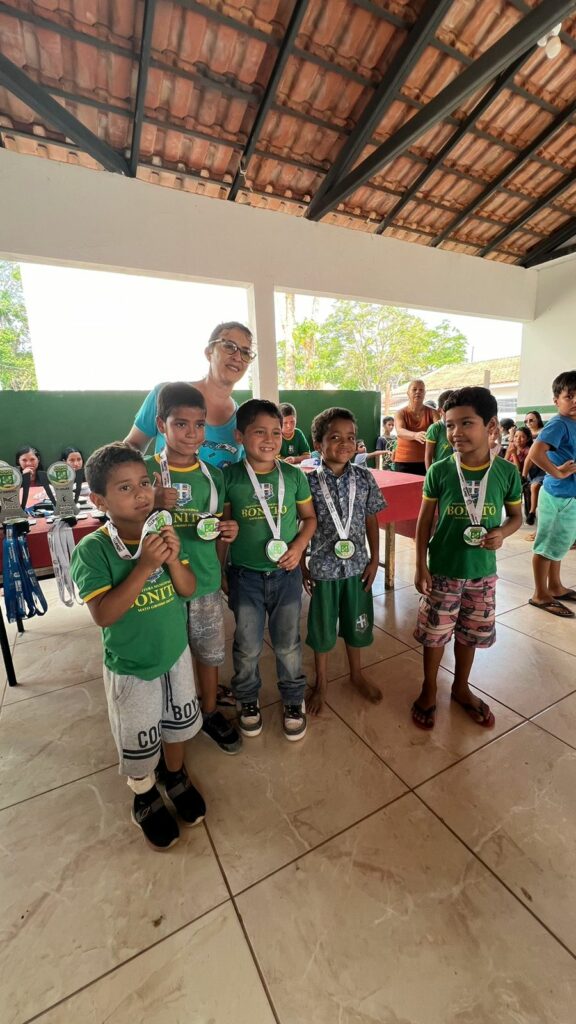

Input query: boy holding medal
[147,383,242,755]
[70,443,206,851]
[412,387,523,730]
[220,399,317,741]
[302,408,387,715]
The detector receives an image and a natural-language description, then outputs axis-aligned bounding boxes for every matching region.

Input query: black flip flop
[554,590,576,603]
[411,701,436,730]
[451,694,495,728]
[528,598,575,618]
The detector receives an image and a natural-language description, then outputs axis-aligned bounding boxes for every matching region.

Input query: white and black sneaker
[238,700,263,737]
[283,702,307,742]
[131,785,180,851]
[202,710,242,754]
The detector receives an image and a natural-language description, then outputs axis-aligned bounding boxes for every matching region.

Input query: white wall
[518,257,576,413]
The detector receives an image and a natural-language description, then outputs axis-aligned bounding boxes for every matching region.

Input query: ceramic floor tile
[439,623,576,717]
[326,650,523,787]
[192,703,405,893]
[418,723,576,953]
[532,691,576,749]
[304,625,410,684]
[0,678,117,809]
[13,593,94,644]
[497,602,576,656]
[494,577,532,614]
[237,794,576,1024]
[497,550,576,589]
[5,625,103,703]
[37,902,275,1024]
[372,587,422,648]
[0,767,227,1024]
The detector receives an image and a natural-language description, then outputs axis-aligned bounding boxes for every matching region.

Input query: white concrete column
[248,280,279,403]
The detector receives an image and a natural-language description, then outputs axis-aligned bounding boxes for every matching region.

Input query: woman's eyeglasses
[214,339,256,363]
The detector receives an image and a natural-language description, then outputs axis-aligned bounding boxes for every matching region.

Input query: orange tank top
[394,406,436,463]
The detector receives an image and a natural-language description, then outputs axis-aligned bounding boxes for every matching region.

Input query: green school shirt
[70,527,189,679]
[223,460,312,572]
[145,455,224,599]
[280,428,310,460]
[423,454,522,579]
[425,419,452,463]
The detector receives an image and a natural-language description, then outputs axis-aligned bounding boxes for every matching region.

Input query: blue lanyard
[2,527,48,622]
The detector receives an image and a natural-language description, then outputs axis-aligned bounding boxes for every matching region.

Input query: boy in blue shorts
[220,399,317,741]
[529,370,576,617]
[70,443,205,851]
[302,408,387,715]
[147,382,241,754]
[412,387,523,730]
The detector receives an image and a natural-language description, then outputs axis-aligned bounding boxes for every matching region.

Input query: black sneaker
[202,710,242,754]
[164,767,206,827]
[131,785,180,851]
[283,702,307,742]
[238,700,263,737]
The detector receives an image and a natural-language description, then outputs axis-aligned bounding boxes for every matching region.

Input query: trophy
[0,462,28,525]
[45,462,79,520]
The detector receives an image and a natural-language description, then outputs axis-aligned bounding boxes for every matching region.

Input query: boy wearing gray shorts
[147,382,241,753]
[70,443,205,852]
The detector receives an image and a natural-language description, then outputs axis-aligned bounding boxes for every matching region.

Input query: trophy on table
[44,462,79,521]
[0,462,28,526]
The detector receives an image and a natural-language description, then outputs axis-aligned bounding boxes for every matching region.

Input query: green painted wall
[0,389,381,466]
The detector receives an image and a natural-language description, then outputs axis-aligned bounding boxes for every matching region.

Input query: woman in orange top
[393,380,439,475]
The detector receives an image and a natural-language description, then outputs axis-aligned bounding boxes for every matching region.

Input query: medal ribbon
[243,460,285,540]
[47,520,82,606]
[454,451,497,527]
[316,464,356,540]
[2,526,48,621]
[106,511,172,561]
[159,449,218,514]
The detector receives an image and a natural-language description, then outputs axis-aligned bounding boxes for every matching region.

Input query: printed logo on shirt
[202,440,238,456]
[446,503,497,518]
[241,502,287,521]
[133,579,176,610]
[146,567,164,585]
[254,483,274,501]
[175,483,192,506]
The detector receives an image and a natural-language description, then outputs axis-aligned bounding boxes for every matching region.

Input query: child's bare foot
[307,687,325,716]
[351,674,382,704]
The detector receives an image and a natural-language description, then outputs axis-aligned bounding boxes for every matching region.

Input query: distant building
[388,356,520,418]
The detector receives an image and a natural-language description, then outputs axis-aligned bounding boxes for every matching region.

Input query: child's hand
[415,567,432,595]
[160,525,180,563]
[278,539,305,571]
[284,456,296,464]
[362,558,379,591]
[153,472,179,510]
[302,563,314,596]
[139,532,171,573]
[480,527,503,550]
[556,459,576,478]
[218,519,239,543]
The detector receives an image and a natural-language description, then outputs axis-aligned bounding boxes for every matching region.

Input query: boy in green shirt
[412,387,522,730]
[221,399,317,741]
[147,382,241,755]
[279,402,311,464]
[424,389,454,470]
[70,443,205,851]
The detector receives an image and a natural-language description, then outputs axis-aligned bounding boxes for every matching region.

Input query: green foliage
[278,300,467,391]
[0,262,37,391]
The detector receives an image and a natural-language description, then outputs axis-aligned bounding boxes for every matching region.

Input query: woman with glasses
[124,321,255,468]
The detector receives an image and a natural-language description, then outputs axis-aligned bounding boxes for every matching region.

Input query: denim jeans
[228,566,306,706]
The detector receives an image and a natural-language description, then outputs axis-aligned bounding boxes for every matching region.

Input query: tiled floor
[2,534,576,1023]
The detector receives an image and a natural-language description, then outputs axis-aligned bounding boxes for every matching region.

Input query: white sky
[20,265,522,390]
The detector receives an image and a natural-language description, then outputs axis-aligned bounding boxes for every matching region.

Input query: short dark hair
[280,403,296,418]
[157,382,206,421]
[515,426,533,448]
[60,446,84,462]
[499,418,516,431]
[207,321,252,345]
[382,415,394,425]
[236,399,282,433]
[15,445,42,469]
[552,370,576,397]
[86,442,145,495]
[437,390,454,410]
[311,407,357,444]
[443,387,497,425]
[524,410,544,429]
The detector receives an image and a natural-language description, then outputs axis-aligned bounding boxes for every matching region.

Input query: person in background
[124,322,254,469]
[15,445,42,485]
[524,410,544,438]
[424,390,454,470]
[279,403,311,464]
[353,440,381,467]
[499,418,516,455]
[61,446,86,488]
[522,411,545,525]
[504,425,532,474]
[375,416,396,468]
[394,380,439,475]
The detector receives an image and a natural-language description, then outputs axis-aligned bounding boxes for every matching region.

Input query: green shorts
[306,575,374,653]
[533,488,576,562]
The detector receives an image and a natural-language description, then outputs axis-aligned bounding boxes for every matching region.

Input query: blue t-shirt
[134,383,243,469]
[539,415,576,497]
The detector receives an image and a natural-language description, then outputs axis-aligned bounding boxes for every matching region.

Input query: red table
[0,515,102,576]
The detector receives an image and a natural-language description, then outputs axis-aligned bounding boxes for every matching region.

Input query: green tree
[0,262,37,390]
[277,299,467,391]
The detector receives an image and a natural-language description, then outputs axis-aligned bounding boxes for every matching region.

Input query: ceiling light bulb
[546,34,562,58]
